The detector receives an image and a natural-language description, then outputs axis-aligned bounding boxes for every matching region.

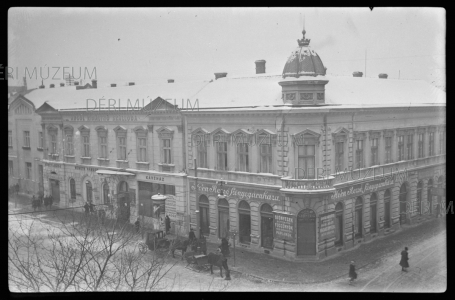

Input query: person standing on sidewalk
[349,261,357,285]
[84,202,90,215]
[400,247,410,272]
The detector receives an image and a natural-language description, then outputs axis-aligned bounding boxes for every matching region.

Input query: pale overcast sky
[8,7,445,89]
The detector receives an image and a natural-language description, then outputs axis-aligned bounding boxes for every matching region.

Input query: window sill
[97,158,110,161]
[37,147,43,151]
[158,163,175,166]
[116,160,129,163]
[65,155,76,158]
[136,161,150,165]
[22,146,31,150]
[49,154,59,157]
[80,156,91,159]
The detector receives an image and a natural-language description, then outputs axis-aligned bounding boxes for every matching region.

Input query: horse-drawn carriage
[138,230,192,259]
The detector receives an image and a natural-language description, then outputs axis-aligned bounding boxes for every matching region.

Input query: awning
[96,170,136,176]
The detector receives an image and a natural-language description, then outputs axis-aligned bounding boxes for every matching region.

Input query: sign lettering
[274,212,295,240]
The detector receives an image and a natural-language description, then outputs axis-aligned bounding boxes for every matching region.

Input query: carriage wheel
[139,243,148,254]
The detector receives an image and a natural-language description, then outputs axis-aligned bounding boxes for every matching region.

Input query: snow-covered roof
[20,73,445,112]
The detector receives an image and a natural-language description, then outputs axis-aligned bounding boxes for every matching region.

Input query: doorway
[297,209,316,256]
[49,179,60,203]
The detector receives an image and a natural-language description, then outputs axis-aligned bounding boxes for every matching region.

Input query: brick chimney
[255,60,266,74]
[111,83,116,87]
[50,84,55,88]
[378,73,388,79]
[129,82,135,86]
[91,79,97,88]
[214,72,227,80]
[353,71,363,77]
[168,79,174,83]
[60,83,65,87]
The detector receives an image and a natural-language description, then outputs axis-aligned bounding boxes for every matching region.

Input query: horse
[207,252,229,278]
[169,239,190,260]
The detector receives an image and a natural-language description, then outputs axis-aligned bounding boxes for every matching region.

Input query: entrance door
[297,209,316,256]
[117,193,130,222]
[370,204,377,233]
[50,179,60,203]
[200,206,210,235]
[384,201,391,228]
[335,214,343,245]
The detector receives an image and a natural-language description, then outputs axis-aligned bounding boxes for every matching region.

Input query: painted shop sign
[330,176,399,202]
[74,165,99,172]
[190,182,283,203]
[68,114,140,122]
[274,212,295,240]
[145,175,165,182]
[318,212,335,240]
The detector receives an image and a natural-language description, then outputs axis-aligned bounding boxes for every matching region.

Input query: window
[103,183,110,204]
[26,162,32,179]
[24,131,30,148]
[371,138,378,166]
[418,133,424,158]
[138,137,147,162]
[162,138,171,163]
[66,134,74,155]
[8,160,13,176]
[86,181,93,202]
[238,201,251,244]
[70,178,76,200]
[439,131,445,154]
[398,135,405,161]
[118,136,127,160]
[216,141,228,170]
[199,195,210,235]
[97,128,108,159]
[197,139,208,168]
[261,204,274,249]
[50,133,57,154]
[218,198,230,238]
[38,132,43,149]
[82,135,90,157]
[385,137,392,163]
[298,145,315,179]
[260,143,273,173]
[335,141,344,171]
[384,190,391,228]
[334,202,344,246]
[8,131,12,147]
[429,132,435,156]
[406,134,413,160]
[237,143,249,172]
[354,197,363,238]
[355,140,363,169]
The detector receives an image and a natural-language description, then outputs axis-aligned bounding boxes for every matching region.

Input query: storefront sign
[145,175,165,182]
[74,165,99,172]
[331,176,398,202]
[319,212,335,240]
[68,113,141,122]
[190,182,283,203]
[274,212,295,240]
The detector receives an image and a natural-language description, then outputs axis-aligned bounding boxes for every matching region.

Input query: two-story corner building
[25,80,206,235]
[8,90,44,197]
[183,29,446,261]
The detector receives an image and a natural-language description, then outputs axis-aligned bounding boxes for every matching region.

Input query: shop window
[238,201,251,244]
[385,137,392,164]
[298,145,315,179]
[218,198,230,238]
[418,133,424,158]
[237,143,249,172]
[334,202,344,246]
[384,189,391,228]
[216,141,228,171]
[354,197,363,238]
[370,193,377,233]
[70,178,76,200]
[261,204,274,249]
[25,162,32,179]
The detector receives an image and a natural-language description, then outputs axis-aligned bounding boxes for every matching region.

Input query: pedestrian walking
[165,215,171,235]
[134,218,141,234]
[84,202,90,215]
[349,261,357,285]
[219,237,231,257]
[188,228,196,242]
[400,247,410,272]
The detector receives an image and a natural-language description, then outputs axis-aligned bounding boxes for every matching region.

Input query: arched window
[69,178,76,200]
[334,202,344,245]
[370,193,378,233]
[399,183,408,224]
[416,181,423,215]
[85,180,92,203]
[218,199,230,238]
[260,204,274,249]
[118,181,128,193]
[354,197,363,238]
[384,189,391,228]
[199,195,210,235]
[238,201,251,244]
[103,183,110,204]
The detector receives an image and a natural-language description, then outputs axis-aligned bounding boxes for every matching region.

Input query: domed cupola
[279,29,329,105]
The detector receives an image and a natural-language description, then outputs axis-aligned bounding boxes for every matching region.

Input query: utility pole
[194,158,200,239]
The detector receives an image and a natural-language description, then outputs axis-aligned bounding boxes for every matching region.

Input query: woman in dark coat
[165,215,171,234]
[188,228,196,242]
[349,261,357,285]
[219,238,231,257]
[400,247,409,272]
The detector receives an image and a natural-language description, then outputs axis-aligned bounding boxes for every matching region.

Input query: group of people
[31,194,53,212]
[83,201,96,215]
[348,247,410,285]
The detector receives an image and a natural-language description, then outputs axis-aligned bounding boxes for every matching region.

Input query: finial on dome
[297,29,310,47]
